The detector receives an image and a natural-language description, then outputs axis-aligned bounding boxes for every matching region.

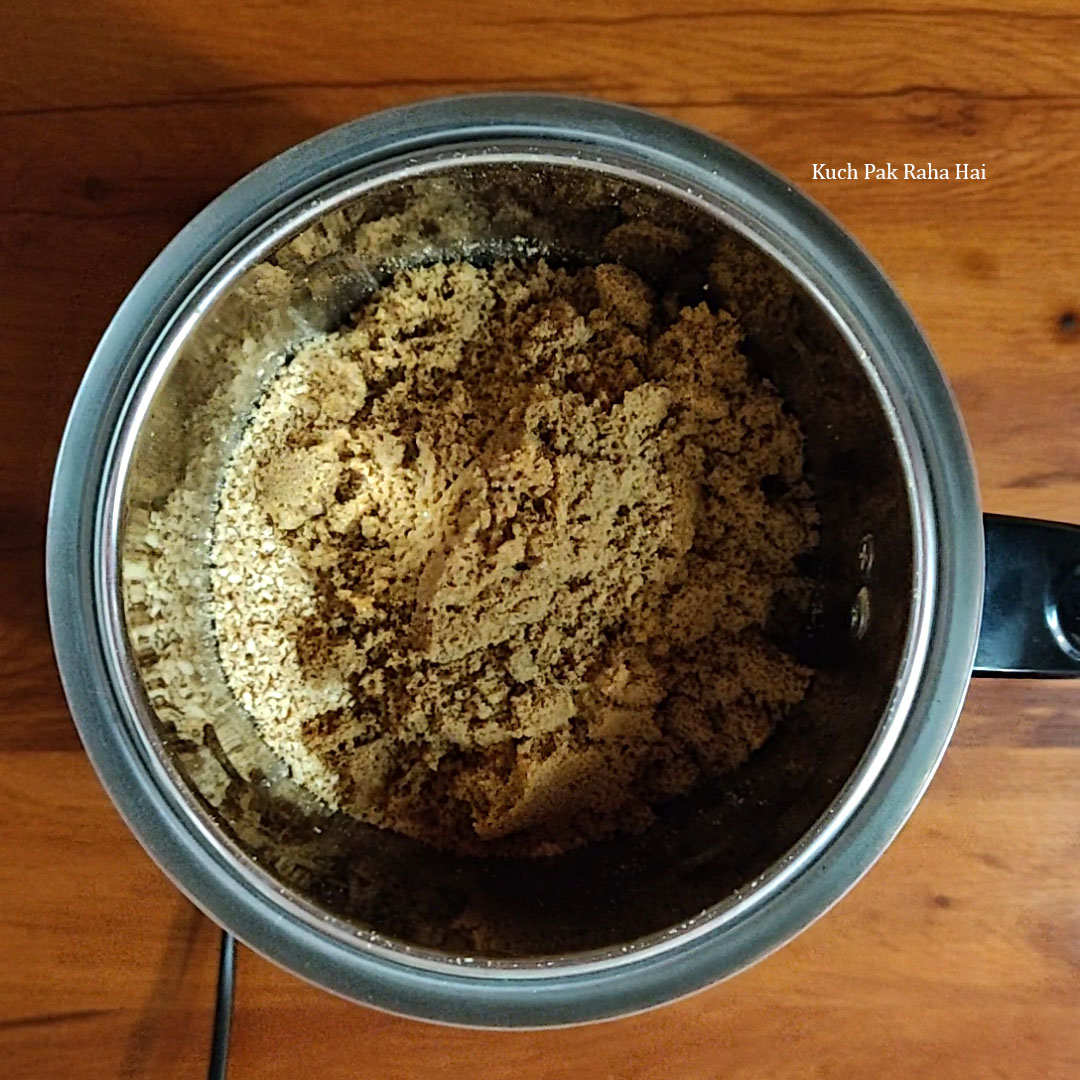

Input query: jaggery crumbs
[211,258,818,857]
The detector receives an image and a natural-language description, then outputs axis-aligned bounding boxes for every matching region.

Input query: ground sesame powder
[210,258,818,857]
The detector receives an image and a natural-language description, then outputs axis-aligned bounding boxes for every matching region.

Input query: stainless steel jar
[47,95,1080,1027]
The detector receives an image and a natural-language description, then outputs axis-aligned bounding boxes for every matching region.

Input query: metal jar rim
[47,93,982,1027]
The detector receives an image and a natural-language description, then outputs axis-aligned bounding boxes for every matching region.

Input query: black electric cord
[207,930,236,1080]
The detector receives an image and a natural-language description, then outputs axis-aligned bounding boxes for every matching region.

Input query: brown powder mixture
[211,258,818,856]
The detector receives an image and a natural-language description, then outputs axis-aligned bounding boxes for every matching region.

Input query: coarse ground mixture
[210,258,818,856]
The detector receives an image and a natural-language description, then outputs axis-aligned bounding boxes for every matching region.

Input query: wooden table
[3,1,1078,1076]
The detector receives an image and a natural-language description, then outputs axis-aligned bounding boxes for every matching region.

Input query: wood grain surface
[2,1,1079,1076]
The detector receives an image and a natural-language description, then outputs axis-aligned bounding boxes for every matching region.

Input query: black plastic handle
[973,514,1080,677]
